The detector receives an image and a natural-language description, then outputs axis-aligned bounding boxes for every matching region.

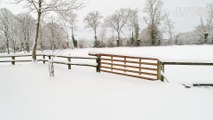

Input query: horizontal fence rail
[160,61,213,82]
[94,53,160,81]
[162,62,213,66]
[0,54,97,71]
[42,55,97,70]
[0,54,44,65]
[0,54,40,58]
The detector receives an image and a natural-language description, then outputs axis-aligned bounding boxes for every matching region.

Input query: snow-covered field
[0,45,213,120]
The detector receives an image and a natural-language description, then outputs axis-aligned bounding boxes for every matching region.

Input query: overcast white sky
[0,0,213,40]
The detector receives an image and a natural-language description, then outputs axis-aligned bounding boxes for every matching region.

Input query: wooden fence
[0,54,44,65]
[42,54,97,69]
[0,53,160,81]
[160,61,213,82]
[0,54,97,71]
[93,54,160,81]
[2,53,213,82]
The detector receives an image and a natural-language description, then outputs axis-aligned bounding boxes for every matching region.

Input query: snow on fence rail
[0,54,98,71]
[159,61,213,82]
[89,53,161,81]
[42,54,97,70]
[0,54,44,65]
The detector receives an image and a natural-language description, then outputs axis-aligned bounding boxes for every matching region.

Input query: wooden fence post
[161,62,165,72]
[48,55,51,60]
[96,55,101,72]
[68,57,71,70]
[43,55,45,64]
[158,61,165,82]
[157,60,160,80]
[12,56,15,65]
[161,63,165,82]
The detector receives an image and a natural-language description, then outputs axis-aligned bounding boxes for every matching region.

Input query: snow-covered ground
[0,45,213,120]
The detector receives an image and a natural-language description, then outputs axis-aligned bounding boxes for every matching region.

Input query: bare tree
[144,0,165,46]
[0,8,16,54]
[17,13,35,52]
[10,17,19,54]
[105,8,130,47]
[128,9,140,46]
[200,4,213,44]
[84,11,103,47]
[59,11,78,49]
[47,21,56,52]
[98,26,107,47]
[164,13,175,45]
[46,19,67,51]
[15,0,84,61]
[65,13,78,48]
[39,21,45,51]
[105,29,116,47]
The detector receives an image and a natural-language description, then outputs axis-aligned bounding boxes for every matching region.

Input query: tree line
[0,0,212,59]
[83,0,213,47]
[0,8,70,54]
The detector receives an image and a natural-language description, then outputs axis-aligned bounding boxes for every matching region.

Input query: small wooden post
[161,62,165,82]
[12,56,15,65]
[43,55,45,64]
[157,61,165,82]
[68,57,71,70]
[161,62,165,72]
[96,55,101,72]
[157,60,161,80]
[48,55,51,60]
